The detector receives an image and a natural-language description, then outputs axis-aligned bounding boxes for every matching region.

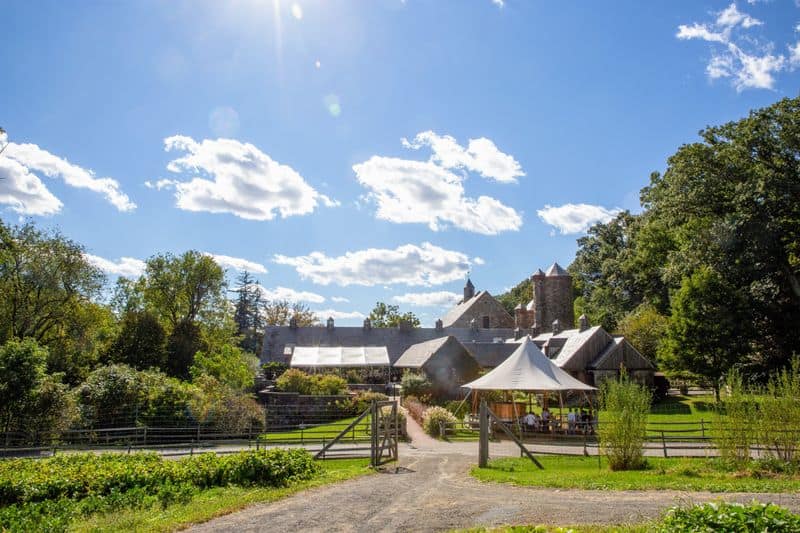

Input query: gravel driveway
[187,419,800,532]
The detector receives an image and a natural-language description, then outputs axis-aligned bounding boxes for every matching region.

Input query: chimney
[289,315,298,330]
[435,318,443,332]
[552,319,562,335]
[514,327,522,340]
[579,314,589,332]
[326,317,335,330]
[363,318,372,331]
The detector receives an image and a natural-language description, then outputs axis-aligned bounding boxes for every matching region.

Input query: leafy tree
[106,311,167,371]
[142,251,226,329]
[190,344,258,391]
[75,364,143,428]
[617,304,669,367]
[661,267,751,401]
[262,300,318,326]
[0,338,48,435]
[368,302,420,328]
[18,374,78,444]
[165,319,205,379]
[0,222,104,343]
[232,271,263,354]
[497,277,532,316]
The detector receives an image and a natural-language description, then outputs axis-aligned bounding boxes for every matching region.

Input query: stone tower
[514,262,574,334]
[462,277,475,303]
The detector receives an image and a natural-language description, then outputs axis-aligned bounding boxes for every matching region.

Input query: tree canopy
[368,302,420,328]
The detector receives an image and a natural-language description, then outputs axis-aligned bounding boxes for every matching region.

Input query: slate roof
[545,262,569,277]
[394,337,452,368]
[262,325,517,365]
[463,342,519,368]
[439,290,483,327]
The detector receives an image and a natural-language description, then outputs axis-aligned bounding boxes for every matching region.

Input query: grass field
[72,458,372,532]
[471,455,800,493]
[259,416,372,443]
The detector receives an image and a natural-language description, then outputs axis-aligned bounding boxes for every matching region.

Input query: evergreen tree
[232,271,263,354]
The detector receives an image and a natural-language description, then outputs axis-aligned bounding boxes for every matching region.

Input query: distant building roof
[289,346,390,367]
[394,337,452,368]
[545,262,569,277]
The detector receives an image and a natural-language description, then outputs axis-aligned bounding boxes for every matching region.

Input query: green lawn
[72,458,372,532]
[471,455,800,493]
[259,416,372,444]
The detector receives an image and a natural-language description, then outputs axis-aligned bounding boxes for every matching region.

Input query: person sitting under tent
[522,411,539,432]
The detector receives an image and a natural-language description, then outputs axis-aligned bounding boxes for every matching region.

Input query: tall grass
[598,372,651,471]
[758,358,800,463]
[713,371,756,466]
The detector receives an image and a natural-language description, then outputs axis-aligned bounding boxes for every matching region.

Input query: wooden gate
[314,400,399,467]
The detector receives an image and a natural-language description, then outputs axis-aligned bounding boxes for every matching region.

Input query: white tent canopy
[289,346,390,368]
[462,337,596,392]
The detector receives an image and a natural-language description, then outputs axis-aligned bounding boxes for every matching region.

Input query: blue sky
[2,0,799,325]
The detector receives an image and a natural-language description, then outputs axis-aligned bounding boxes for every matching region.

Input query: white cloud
[402,131,524,183]
[258,286,326,304]
[473,256,486,265]
[353,156,521,235]
[331,296,350,303]
[204,253,267,274]
[274,242,474,287]
[161,135,336,221]
[144,179,178,190]
[492,0,504,6]
[789,41,800,66]
[1,142,135,212]
[0,157,63,215]
[393,291,461,307]
[84,253,146,278]
[537,203,621,234]
[676,3,786,91]
[313,309,365,321]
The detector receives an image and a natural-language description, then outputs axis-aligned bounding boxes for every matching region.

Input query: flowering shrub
[403,396,427,425]
[422,406,458,438]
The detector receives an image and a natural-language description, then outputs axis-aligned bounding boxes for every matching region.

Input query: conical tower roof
[545,262,569,277]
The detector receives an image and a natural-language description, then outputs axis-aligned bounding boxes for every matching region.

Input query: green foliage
[713,371,756,466]
[658,501,800,533]
[598,372,651,471]
[368,302,420,328]
[400,372,432,398]
[232,271,263,354]
[274,369,347,396]
[15,374,78,444]
[188,375,264,433]
[422,406,458,438]
[106,310,167,371]
[351,391,389,413]
[758,358,800,463]
[75,364,143,427]
[262,300,318,326]
[0,338,48,434]
[496,277,532,316]
[165,319,205,379]
[616,304,668,367]
[661,266,749,400]
[0,449,320,530]
[444,400,469,419]
[190,344,258,391]
[261,362,289,380]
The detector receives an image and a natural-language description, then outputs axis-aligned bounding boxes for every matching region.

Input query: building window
[482,316,490,328]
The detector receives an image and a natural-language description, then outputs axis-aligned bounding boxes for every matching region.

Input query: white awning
[289,346,390,367]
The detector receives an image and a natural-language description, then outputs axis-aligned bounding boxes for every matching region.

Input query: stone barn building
[393,336,481,398]
[261,263,656,389]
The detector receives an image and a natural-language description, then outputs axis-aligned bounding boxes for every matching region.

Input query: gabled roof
[440,290,485,327]
[545,262,569,277]
[463,337,596,392]
[394,337,451,368]
[590,337,655,371]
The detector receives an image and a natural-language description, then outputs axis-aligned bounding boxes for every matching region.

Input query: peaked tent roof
[462,337,596,392]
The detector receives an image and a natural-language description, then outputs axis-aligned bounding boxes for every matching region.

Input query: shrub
[400,372,431,398]
[422,406,458,438]
[261,362,289,380]
[598,371,651,471]
[311,374,348,396]
[191,375,265,434]
[758,358,800,463]
[714,370,756,466]
[403,396,427,425]
[658,501,800,532]
[444,400,469,420]
[352,391,389,413]
[275,368,314,395]
[0,449,319,507]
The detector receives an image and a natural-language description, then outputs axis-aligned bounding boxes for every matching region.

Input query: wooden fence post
[479,399,489,468]
[661,430,668,458]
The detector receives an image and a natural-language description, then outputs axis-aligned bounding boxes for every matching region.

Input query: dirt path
[187,417,800,532]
